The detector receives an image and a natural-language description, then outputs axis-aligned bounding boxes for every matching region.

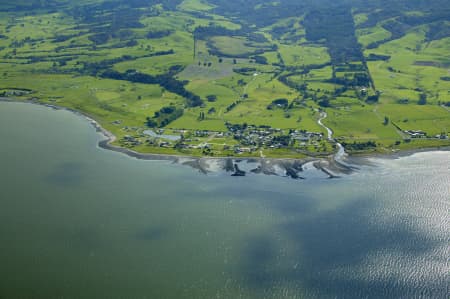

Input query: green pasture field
[323,105,400,140]
[356,26,391,47]
[208,36,272,57]
[366,30,450,104]
[278,44,330,66]
[353,13,369,27]
[377,104,450,136]
[178,0,215,12]
[0,1,448,157]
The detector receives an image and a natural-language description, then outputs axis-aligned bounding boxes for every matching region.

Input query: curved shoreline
[0,97,325,162]
[1,98,448,176]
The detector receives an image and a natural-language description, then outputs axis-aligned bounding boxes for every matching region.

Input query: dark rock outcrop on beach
[0,98,364,180]
[285,165,305,179]
[231,163,246,176]
[280,161,305,179]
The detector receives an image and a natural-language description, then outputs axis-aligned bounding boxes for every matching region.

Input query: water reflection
[0,102,448,299]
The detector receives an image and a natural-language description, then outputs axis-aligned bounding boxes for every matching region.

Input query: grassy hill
[0,0,449,157]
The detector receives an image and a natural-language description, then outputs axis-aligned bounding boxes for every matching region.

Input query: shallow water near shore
[0,102,449,298]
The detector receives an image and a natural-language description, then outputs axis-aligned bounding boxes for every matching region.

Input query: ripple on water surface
[0,102,448,299]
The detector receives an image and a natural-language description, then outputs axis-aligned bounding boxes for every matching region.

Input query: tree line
[100,69,203,107]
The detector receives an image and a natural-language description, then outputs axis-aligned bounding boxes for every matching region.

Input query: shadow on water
[45,162,85,187]
[241,235,278,288]
[202,183,319,216]
[240,195,447,298]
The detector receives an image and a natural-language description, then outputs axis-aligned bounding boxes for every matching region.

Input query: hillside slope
[0,0,449,157]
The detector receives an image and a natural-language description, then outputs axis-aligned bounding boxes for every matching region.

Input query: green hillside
[0,0,449,157]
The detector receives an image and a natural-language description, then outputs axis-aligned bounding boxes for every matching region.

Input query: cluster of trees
[10,37,36,48]
[426,21,450,42]
[193,25,241,40]
[0,0,68,11]
[356,0,448,26]
[69,0,184,47]
[198,61,213,67]
[365,19,409,49]
[81,50,174,75]
[270,19,304,43]
[418,93,427,105]
[251,55,268,65]
[226,122,248,133]
[9,49,80,69]
[278,64,329,91]
[279,68,373,107]
[248,33,269,43]
[272,135,291,147]
[318,96,331,108]
[341,141,377,151]
[366,54,391,61]
[303,7,363,64]
[101,69,203,107]
[198,111,206,121]
[146,30,173,39]
[207,40,274,59]
[366,94,380,103]
[328,72,372,88]
[146,106,183,128]
[82,55,134,74]
[208,0,449,32]
[233,67,257,75]
[334,64,366,72]
[267,98,289,110]
[194,24,275,58]
[363,8,450,48]
[72,4,147,45]
[88,33,110,45]
[225,99,243,113]
[206,95,217,102]
[209,0,308,28]
[52,34,78,43]
[358,8,396,28]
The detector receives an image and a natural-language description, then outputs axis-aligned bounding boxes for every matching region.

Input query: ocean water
[0,102,448,299]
